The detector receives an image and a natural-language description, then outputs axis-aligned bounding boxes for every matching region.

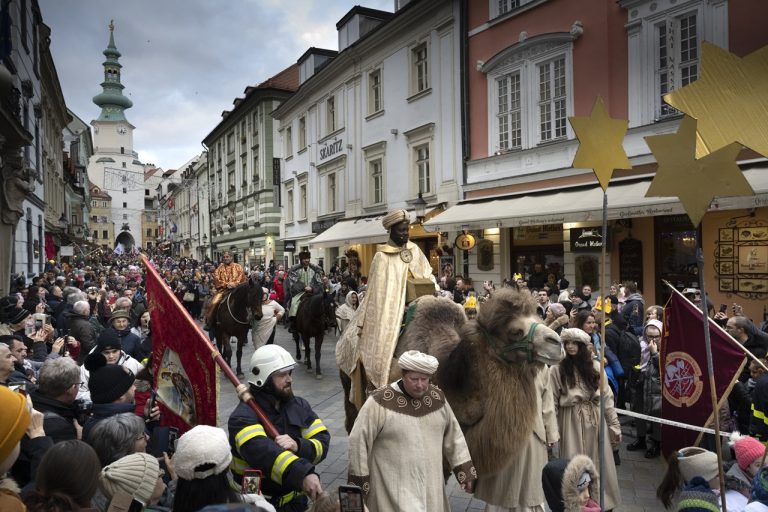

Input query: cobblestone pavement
[215,325,666,511]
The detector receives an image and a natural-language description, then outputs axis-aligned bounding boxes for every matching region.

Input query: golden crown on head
[594,296,612,314]
[513,273,523,281]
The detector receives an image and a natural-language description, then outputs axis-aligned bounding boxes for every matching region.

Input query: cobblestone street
[215,325,666,511]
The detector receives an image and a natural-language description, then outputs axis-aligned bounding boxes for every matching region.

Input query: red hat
[734,435,765,471]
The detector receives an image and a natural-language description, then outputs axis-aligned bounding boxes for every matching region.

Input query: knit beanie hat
[0,296,19,323]
[753,466,768,505]
[85,353,135,404]
[676,477,719,511]
[548,303,566,317]
[733,434,765,472]
[174,425,232,480]
[0,385,30,463]
[95,328,122,353]
[99,452,160,506]
[677,447,720,483]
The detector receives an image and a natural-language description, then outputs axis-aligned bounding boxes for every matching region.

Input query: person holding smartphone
[228,345,329,511]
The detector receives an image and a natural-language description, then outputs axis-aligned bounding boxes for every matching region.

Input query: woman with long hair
[549,328,622,510]
[25,440,101,512]
[656,446,719,508]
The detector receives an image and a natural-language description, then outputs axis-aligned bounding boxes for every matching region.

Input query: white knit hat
[99,452,160,506]
[174,425,233,480]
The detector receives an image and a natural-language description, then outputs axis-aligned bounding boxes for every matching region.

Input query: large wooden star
[664,42,768,158]
[645,116,753,227]
[569,96,631,191]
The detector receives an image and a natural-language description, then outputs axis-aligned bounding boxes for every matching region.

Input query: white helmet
[248,345,296,387]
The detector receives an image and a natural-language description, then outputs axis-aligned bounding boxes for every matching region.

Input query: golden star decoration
[664,42,768,158]
[645,116,753,227]
[569,96,631,191]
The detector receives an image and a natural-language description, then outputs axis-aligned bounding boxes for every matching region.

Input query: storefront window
[511,225,564,286]
[655,215,699,304]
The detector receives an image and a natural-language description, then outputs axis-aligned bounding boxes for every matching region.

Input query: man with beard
[228,345,328,511]
[286,251,324,351]
[336,209,438,410]
[348,350,476,511]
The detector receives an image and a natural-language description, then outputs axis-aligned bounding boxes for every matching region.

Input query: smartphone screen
[338,484,364,512]
[241,470,262,495]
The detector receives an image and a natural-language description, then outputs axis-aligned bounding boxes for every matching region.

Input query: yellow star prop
[664,42,768,158]
[569,96,631,192]
[645,116,753,227]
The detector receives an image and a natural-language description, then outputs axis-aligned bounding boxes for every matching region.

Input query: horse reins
[225,288,253,325]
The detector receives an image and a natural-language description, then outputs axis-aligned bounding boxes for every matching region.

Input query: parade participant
[205,251,247,327]
[336,210,438,407]
[286,251,324,344]
[251,288,285,350]
[228,345,328,511]
[549,328,621,510]
[348,350,475,511]
[334,291,359,333]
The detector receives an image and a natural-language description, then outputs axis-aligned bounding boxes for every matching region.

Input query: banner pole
[662,280,768,372]
[598,191,608,509]
[695,247,727,511]
[141,254,280,438]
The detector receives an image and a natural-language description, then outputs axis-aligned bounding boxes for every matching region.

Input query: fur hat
[85,353,135,404]
[0,386,30,463]
[173,425,232,480]
[382,209,409,230]
[733,434,765,472]
[677,476,719,511]
[99,453,160,506]
[677,447,720,483]
[298,250,311,260]
[560,328,591,345]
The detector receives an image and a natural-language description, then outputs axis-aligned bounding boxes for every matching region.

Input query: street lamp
[413,192,427,224]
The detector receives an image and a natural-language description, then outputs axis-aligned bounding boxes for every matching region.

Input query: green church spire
[93,20,133,122]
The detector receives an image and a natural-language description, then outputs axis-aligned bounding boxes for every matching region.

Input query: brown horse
[294,291,337,379]
[210,276,263,378]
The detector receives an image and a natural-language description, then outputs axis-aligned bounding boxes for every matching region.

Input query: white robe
[348,382,475,512]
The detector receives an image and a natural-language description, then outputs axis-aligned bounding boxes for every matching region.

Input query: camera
[74,398,93,423]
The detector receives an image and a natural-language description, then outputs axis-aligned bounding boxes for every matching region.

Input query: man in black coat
[726,315,768,382]
[30,357,82,443]
[64,300,98,364]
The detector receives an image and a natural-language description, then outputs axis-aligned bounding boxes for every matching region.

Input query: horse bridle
[479,321,538,364]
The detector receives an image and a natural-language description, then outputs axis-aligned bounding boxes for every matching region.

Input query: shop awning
[310,212,417,247]
[424,167,768,232]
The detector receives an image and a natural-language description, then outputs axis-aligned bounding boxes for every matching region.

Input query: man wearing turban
[348,351,476,511]
[336,209,438,409]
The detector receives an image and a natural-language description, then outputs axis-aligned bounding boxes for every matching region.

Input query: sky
[41,0,392,171]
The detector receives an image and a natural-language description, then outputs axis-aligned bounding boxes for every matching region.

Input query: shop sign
[570,227,605,252]
[455,232,476,251]
[60,246,74,257]
[311,218,338,234]
[318,137,344,163]
[513,224,563,245]
[283,240,296,252]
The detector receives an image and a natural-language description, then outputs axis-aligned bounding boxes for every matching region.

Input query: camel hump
[395,295,467,365]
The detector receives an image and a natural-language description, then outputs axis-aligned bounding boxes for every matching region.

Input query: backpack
[618,328,641,371]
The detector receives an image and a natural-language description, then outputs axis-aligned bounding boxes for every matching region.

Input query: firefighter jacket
[228,389,330,504]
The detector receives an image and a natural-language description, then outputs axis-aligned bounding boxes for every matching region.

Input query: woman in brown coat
[549,328,621,510]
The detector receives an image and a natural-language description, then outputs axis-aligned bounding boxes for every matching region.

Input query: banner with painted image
[660,290,745,456]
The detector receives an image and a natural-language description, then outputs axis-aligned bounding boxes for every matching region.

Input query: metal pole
[599,191,607,509]
[696,247,727,511]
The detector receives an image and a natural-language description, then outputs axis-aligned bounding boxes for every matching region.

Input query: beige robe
[348,383,475,512]
[335,240,437,407]
[478,366,559,512]
[549,360,621,511]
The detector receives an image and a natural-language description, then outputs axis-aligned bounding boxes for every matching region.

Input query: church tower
[87,21,145,250]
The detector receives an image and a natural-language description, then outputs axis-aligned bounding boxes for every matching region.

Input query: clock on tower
[116,126,127,134]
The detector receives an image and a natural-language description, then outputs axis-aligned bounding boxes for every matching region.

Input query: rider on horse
[287,250,324,346]
[204,251,246,328]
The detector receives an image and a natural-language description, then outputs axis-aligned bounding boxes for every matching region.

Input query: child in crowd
[542,454,601,512]
[657,446,720,509]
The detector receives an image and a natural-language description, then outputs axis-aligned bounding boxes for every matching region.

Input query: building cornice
[203,87,294,145]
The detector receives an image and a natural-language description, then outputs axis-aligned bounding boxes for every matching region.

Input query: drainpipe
[459,0,469,197]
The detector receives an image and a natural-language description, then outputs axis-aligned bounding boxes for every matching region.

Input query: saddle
[205,288,234,324]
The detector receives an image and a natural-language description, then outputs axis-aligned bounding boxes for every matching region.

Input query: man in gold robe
[348,351,476,511]
[335,209,438,409]
[204,251,246,325]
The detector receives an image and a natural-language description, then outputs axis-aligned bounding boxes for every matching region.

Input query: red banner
[661,290,745,455]
[143,256,218,433]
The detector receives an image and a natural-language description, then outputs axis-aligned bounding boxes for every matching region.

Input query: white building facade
[272,0,463,272]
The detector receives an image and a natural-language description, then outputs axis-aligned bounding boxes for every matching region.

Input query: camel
[338,287,564,476]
